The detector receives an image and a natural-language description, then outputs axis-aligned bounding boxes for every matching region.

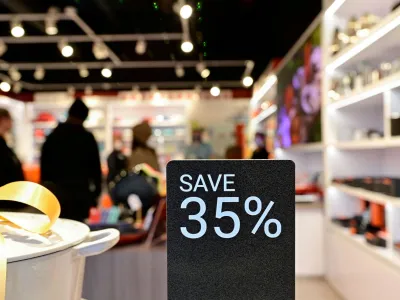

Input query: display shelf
[295,194,321,203]
[332,183,400,206]
[250,105,277,125]
[327,6,400,72]
[277,142,324,153]
[329,222,400,269]
[326,0,398,19]
[332,138,400,149]
[329,72,400,110]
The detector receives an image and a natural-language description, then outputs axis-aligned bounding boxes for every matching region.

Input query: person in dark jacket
[40,98,102,222]
[0,108,25,210]
[251,132,270,160]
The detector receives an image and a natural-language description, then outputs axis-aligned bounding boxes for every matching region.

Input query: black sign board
[167,160,295,300]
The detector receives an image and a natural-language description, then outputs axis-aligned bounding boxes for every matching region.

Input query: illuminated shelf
[251,105,277,124]
[277,142,324,153]
[329,72,400,110]
[331,183,400,206]
[333,138,400,150]
[329,222,400,269]
[327,6,400,72]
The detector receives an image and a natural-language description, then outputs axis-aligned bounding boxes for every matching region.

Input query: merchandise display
[323,0,400,299]
[275,24,322,148]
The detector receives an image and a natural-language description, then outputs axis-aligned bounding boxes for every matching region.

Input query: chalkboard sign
[167,160,295,300]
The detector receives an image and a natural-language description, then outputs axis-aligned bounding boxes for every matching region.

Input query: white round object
[101,68,112,78]
[242,76,253,87]
[45,25,58,35]
[61,45,74,57]
[201,69,210,79]
[1,213,89,263]
[181,41,193,53]
[210,86,220,97]
[1,213,119,300]
[11,26,24,38]
[79,67,89,78]
[180,5,193,19]
[0,81,11,92]
[135,40,147,55]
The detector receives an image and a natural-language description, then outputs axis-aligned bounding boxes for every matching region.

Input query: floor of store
[296,278,341,300]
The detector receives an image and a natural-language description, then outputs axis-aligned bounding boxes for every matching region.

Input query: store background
[2,0,400,299]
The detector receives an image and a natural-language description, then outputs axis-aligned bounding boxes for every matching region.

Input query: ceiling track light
[10,18,25,38]
[242,76,254,87]
[9,66,21,81]
[78,65,89,78]
[101,66,112,78]
[174,1,193,19]
[181,40,193,53]
[136,39,147,55]
[0,40,7,57]
[34,66,45,81]
[175,64,185,78]
[242,60,254,87]
[0,81,11,93]
[196,62,210,78]
[58,39,74,58]
[180,4,193,19]
[210,85,221,97]
[45,7,59,36]
[92,41,109,60]
[12,82,22,94]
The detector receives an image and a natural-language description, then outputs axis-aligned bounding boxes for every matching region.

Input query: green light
[203,41,207,47]
[197,1,202,10]
[153,2,159,10]
[203,52,207,57]
[198,17,203,22]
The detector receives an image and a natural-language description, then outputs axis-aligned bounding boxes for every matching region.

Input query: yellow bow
[0,181,61,300]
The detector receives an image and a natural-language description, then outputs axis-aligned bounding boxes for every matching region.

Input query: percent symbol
[244,197,282,238]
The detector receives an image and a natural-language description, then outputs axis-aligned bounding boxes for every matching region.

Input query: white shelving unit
[323,0,400,298]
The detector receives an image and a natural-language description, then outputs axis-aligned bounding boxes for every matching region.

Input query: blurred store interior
[1,0,400,299]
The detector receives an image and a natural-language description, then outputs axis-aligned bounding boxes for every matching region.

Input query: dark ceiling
[0,0,321,91]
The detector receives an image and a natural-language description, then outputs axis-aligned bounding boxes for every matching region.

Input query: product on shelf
[391,113,400,136]
[333,177,400,197]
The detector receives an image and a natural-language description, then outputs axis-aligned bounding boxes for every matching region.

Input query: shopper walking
[251,132,269,159]
[40,98,102,222]
[128,121,160,171]
[0,108,25,210]
[185,128,213,159]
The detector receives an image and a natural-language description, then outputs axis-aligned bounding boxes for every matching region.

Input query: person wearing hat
[40,98,102,222]
[128,121,160,171]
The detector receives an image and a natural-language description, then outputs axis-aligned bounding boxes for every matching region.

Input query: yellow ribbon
[0,181,61,300]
